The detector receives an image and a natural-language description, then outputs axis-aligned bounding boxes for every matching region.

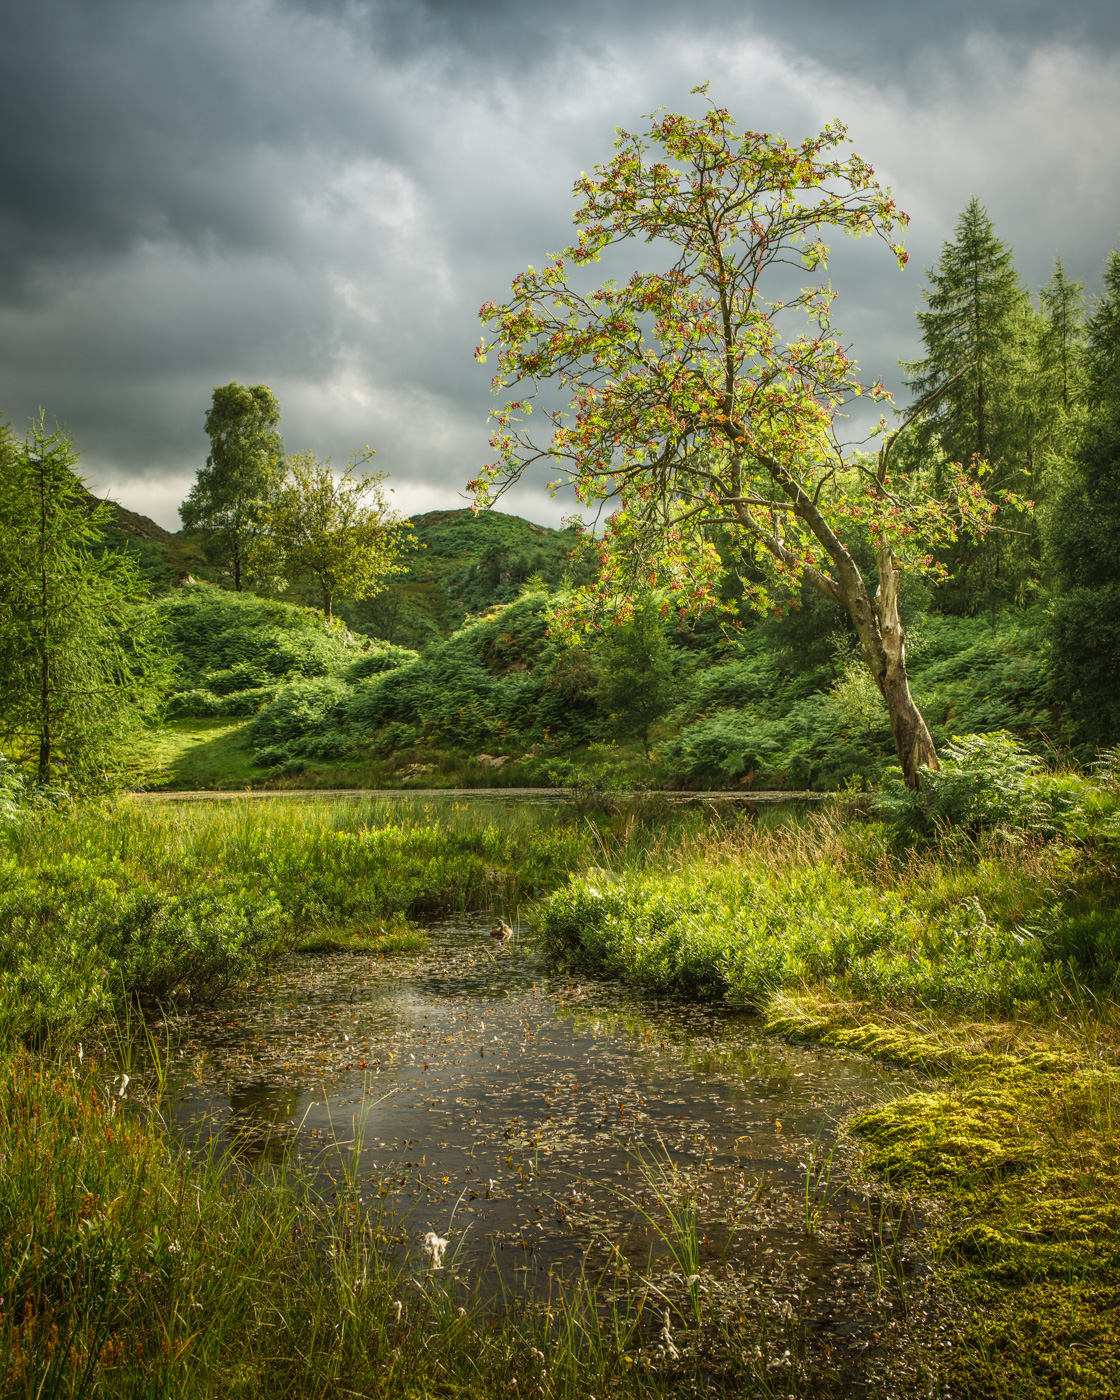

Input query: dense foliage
[0,418,170,790]
[1048,248,1120,744]
[155,581,380,719]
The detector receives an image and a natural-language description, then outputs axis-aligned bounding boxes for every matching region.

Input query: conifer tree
[902,198,1032,611]
[1049,248,1120,743]
[0,415,170,789]
[1038,259,1086,415]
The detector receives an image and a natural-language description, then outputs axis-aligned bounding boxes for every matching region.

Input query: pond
[161,916,924,1370]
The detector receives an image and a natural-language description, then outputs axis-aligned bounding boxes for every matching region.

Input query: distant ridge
[85,490,174,544]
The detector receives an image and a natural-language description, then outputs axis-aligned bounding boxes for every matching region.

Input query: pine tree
[1030,260,1087,575]
[0,416,171,789]
[902,198,1033,611]
[593,601,679,757]
[180,383,285,591]
[1039,258,1086,415]
[1049,248,1120,744]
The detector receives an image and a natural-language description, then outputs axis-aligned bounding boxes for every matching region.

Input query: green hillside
[335,507,592,647]
[92,495,588,648]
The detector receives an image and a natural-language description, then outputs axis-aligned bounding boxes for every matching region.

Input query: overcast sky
[2,0,1118,530]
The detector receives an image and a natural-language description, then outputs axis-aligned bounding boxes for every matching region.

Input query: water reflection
[164,918,919,1344]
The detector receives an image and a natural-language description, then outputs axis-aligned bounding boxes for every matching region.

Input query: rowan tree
[261,451,413,621]
[473,95,1009,786]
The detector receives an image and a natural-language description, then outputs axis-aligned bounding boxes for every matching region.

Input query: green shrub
[249,677,350,755]
[874,732,1079,844]
[661,709,784,785]
[344,644,419,681]
[0,856,283,1044]
[101,887,284,1003]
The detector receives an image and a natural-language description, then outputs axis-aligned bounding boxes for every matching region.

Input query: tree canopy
[261,451,414,621]
[181,382,285,591]
[473,95,1008,785]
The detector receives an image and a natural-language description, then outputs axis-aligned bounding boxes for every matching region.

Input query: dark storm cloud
[1,0,1118,526]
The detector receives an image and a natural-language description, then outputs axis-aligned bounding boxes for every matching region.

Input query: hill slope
[339,508,590,647]
[89,492,586,646]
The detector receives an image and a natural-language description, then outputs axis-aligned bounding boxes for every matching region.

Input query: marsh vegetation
[1,765,1118,1397]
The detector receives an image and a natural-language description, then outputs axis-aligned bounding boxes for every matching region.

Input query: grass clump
[294,912,426,955]
[539,821,1091,1015]
[0,1044,705,1400]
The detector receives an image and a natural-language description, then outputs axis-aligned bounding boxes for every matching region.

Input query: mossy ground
[763,989,1120,1399]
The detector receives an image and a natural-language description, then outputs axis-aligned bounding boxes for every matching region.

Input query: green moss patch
[850,1064,1120,1397]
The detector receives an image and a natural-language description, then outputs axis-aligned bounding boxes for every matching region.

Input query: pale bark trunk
[730,459,939,789]
[830,548,937,789]
[864,549,938,788]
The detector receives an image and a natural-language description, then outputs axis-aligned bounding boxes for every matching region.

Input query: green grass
[130,718,259,790]
[538,810,1120,1015]
[293,917,426,954]
[0,1043,727,1400]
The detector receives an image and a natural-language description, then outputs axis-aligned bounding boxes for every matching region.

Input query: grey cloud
[0,0,1118,528]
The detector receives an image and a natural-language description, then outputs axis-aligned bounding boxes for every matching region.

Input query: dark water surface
[163,919,920,1349]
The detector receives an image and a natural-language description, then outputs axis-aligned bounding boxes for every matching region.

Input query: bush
[249,677,350,756]
[0,857,283,1044]
[662,710,784,786]
[874,732,1078,844]
[156,582,361,724]
[539,856,1062,1016]
[102,888,284,1003]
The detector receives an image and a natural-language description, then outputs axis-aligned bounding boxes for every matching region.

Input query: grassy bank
[7,778,1120,1396]
[0,798,594,1044]
[536,771,1120,1398]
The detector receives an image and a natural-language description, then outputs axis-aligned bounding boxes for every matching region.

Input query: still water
[162,917,920,1356]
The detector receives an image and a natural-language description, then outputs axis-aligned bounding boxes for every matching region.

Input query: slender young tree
[1039,258,1086,415]
[1048,248,1120,742]
[181,383,285,591]
[260,451,413,621]
[593,600,679,756]
[901,198,1034,610]
[0,416,170,789]
[474,97,1010,785]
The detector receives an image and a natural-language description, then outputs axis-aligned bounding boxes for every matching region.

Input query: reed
[0,1040,739,1400]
